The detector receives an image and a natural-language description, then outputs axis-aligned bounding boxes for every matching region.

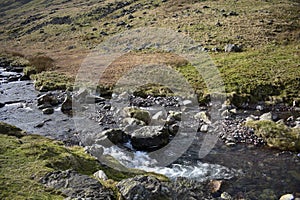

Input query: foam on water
[102,145,240,181]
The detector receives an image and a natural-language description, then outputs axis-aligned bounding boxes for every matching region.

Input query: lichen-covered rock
[123,107,151,125]
[165,177,214,199]
[246,120,300,151]
[40,170,115,200]
[117,175,171,200]
[130,126,169,151]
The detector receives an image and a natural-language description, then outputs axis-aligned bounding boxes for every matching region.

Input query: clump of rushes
[31,71,74,91]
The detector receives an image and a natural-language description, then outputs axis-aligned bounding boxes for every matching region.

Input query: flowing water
[0,67,299,199]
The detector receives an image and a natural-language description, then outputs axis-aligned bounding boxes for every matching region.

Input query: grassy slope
[0,0,299,103]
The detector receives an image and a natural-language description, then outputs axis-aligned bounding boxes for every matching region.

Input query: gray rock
[200,124,209,132]
[165,177,214,199]
[224,44,242,52]
[42,107,54,115]
[151,110,167,123]
[182,99,192,106]
[40,170,114,199]
[93,170,108,181]
[130,126,169,151]
[117,175,170,200]
[259,112,273,121]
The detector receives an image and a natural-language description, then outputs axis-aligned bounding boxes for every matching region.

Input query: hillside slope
[0,0,299,103]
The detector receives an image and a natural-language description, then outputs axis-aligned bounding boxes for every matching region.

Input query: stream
[0,67,299,199]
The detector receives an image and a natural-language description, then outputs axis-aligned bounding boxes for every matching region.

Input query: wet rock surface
[40,170,115,199]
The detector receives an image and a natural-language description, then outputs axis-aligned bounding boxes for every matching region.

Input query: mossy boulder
[123,107,151,125]
[246,120,300,151]
[0,121,25,138]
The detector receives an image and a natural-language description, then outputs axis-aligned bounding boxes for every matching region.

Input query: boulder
[61,94,72,114]
[97,128,130,146]
[123,107,151,125]
[40,170,114,199]
[117,175,171,200]
[130,126,169,151]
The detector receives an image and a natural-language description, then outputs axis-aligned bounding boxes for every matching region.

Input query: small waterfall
[102,145,241,181]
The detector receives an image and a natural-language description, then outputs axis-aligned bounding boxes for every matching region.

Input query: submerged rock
[130,126,169,151]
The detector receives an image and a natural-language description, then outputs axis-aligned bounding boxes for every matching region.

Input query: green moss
[246,120,300,151]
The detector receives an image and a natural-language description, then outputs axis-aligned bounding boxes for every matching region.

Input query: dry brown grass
[99,52,188,86]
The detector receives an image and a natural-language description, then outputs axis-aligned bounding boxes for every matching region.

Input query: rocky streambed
[1,65,300,200]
